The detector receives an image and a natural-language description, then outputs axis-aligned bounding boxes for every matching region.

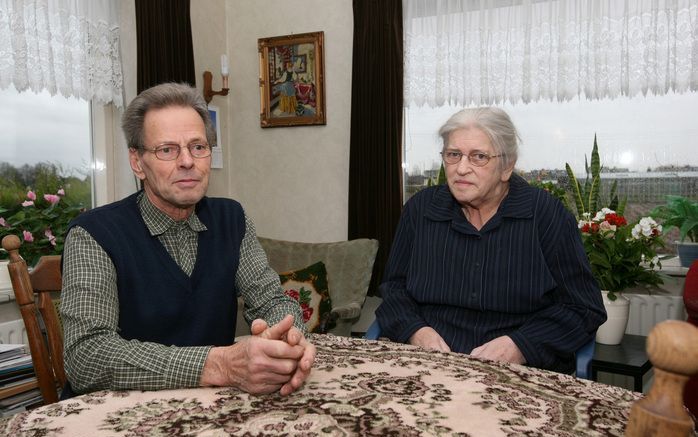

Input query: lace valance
[404,0,698,107]
[0,0,124,107]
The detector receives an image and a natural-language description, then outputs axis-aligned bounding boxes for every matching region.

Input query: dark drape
[135,0,196,93]
[349,0,404,296]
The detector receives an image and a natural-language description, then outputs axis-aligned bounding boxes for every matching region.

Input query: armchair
[236,237,378,337]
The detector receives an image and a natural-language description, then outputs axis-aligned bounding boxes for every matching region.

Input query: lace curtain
[404,0,698,107]
[0,0,124,107]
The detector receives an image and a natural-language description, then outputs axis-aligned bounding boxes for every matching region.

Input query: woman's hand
[470,335,526,364]
[409,327,451,352]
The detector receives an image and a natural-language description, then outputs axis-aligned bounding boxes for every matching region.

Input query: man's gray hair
[438,107,520,169]
[122,83,216,151]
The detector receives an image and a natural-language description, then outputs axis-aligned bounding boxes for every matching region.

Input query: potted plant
[650,195,698,267]
[0,188,83,266]
[566,136,665,345]
[565,134,624,218]
[578,208,665,344]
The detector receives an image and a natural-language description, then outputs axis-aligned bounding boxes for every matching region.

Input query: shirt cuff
[164,346,212,388]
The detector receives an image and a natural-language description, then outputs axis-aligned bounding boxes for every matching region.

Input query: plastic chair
[365,319,596,379]
[2,234,65,405]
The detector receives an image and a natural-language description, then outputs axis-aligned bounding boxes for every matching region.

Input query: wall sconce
[203,54,229,104]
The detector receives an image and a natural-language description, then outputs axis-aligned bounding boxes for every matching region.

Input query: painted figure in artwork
[274,61,297,115]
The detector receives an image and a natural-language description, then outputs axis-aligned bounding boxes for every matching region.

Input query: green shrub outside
[0,162,90,265]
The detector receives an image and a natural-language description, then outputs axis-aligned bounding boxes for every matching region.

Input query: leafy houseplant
[650,195,698,267]
[566,136,664,303]
[565,134,625,218]
[0,189,83,266]
[578,208,665,301]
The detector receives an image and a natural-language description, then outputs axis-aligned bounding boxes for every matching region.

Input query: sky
[0,85,91,176]
[2,85,696,180]
[404,91,698,175]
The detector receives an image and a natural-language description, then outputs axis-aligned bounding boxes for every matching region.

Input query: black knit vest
[69,192,244,347]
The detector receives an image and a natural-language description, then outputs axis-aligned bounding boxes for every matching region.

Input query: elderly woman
[375,107,606,372]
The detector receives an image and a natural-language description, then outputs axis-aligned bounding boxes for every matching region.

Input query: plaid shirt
[61,192,303,393]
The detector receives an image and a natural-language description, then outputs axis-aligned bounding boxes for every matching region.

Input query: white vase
[596,290,630,345]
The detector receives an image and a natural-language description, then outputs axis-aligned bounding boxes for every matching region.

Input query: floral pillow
[279,261,335,334]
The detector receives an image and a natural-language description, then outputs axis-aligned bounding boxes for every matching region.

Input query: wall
[222,1,353,242]
[190,0,230,200]
[107,2,352,242]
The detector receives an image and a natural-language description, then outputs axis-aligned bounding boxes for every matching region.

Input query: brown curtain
[349,0,403,296]
[135,0,196,93]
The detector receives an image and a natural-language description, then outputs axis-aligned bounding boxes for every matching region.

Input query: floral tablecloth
[1,334,642,436]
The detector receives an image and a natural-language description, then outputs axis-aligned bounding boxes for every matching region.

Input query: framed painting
[258,31,326,127]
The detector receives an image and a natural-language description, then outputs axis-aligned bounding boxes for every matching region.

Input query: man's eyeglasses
[142,143,212,161]
[441,150,502,167]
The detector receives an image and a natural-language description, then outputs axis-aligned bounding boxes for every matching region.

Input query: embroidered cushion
[279,261,335,334]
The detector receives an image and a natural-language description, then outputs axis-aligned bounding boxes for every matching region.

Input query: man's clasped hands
[200,315,316,396]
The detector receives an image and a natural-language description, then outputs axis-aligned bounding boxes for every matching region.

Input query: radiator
[625,294,687,336]
[0,319,28,345]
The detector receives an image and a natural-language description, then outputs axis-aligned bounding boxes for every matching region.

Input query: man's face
[129,105,211,220]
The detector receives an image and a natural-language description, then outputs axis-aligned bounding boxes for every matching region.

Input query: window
[0,85,93,209]
[403,92,698,249]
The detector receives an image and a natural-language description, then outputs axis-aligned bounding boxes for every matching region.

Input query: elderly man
[61,83,315,397]
[376,107,605,373]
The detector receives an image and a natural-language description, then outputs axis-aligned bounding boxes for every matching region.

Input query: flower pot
[676,241,698,268]
[596,291,630,345]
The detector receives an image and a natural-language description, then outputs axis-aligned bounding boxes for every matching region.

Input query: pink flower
[22,200,34,207]
[44,194,60,205]
[57,188,65,196]
[44,229,57,246]
[598,221,617,236]
[22,230,34,242]
[26,191,36,201]
[0,217,7,228]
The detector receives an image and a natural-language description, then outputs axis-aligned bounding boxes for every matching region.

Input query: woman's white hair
[438,107,521,169]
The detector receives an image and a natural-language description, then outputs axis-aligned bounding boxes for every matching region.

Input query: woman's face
[444,127,514,209]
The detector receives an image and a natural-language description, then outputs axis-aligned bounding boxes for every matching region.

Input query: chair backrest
[574,337,595,379]
[2,234,65,405]
[365,318,596,379]
[685,259,698,327]
[683,259,698,420]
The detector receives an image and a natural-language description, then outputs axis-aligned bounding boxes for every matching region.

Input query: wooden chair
[2,234,65,405]
[626,320,698,436]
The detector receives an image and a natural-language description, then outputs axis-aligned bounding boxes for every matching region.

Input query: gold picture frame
[258,31,326,127]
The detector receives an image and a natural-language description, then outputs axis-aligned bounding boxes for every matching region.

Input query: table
[0,335,642,436]
[592,334,652,393]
